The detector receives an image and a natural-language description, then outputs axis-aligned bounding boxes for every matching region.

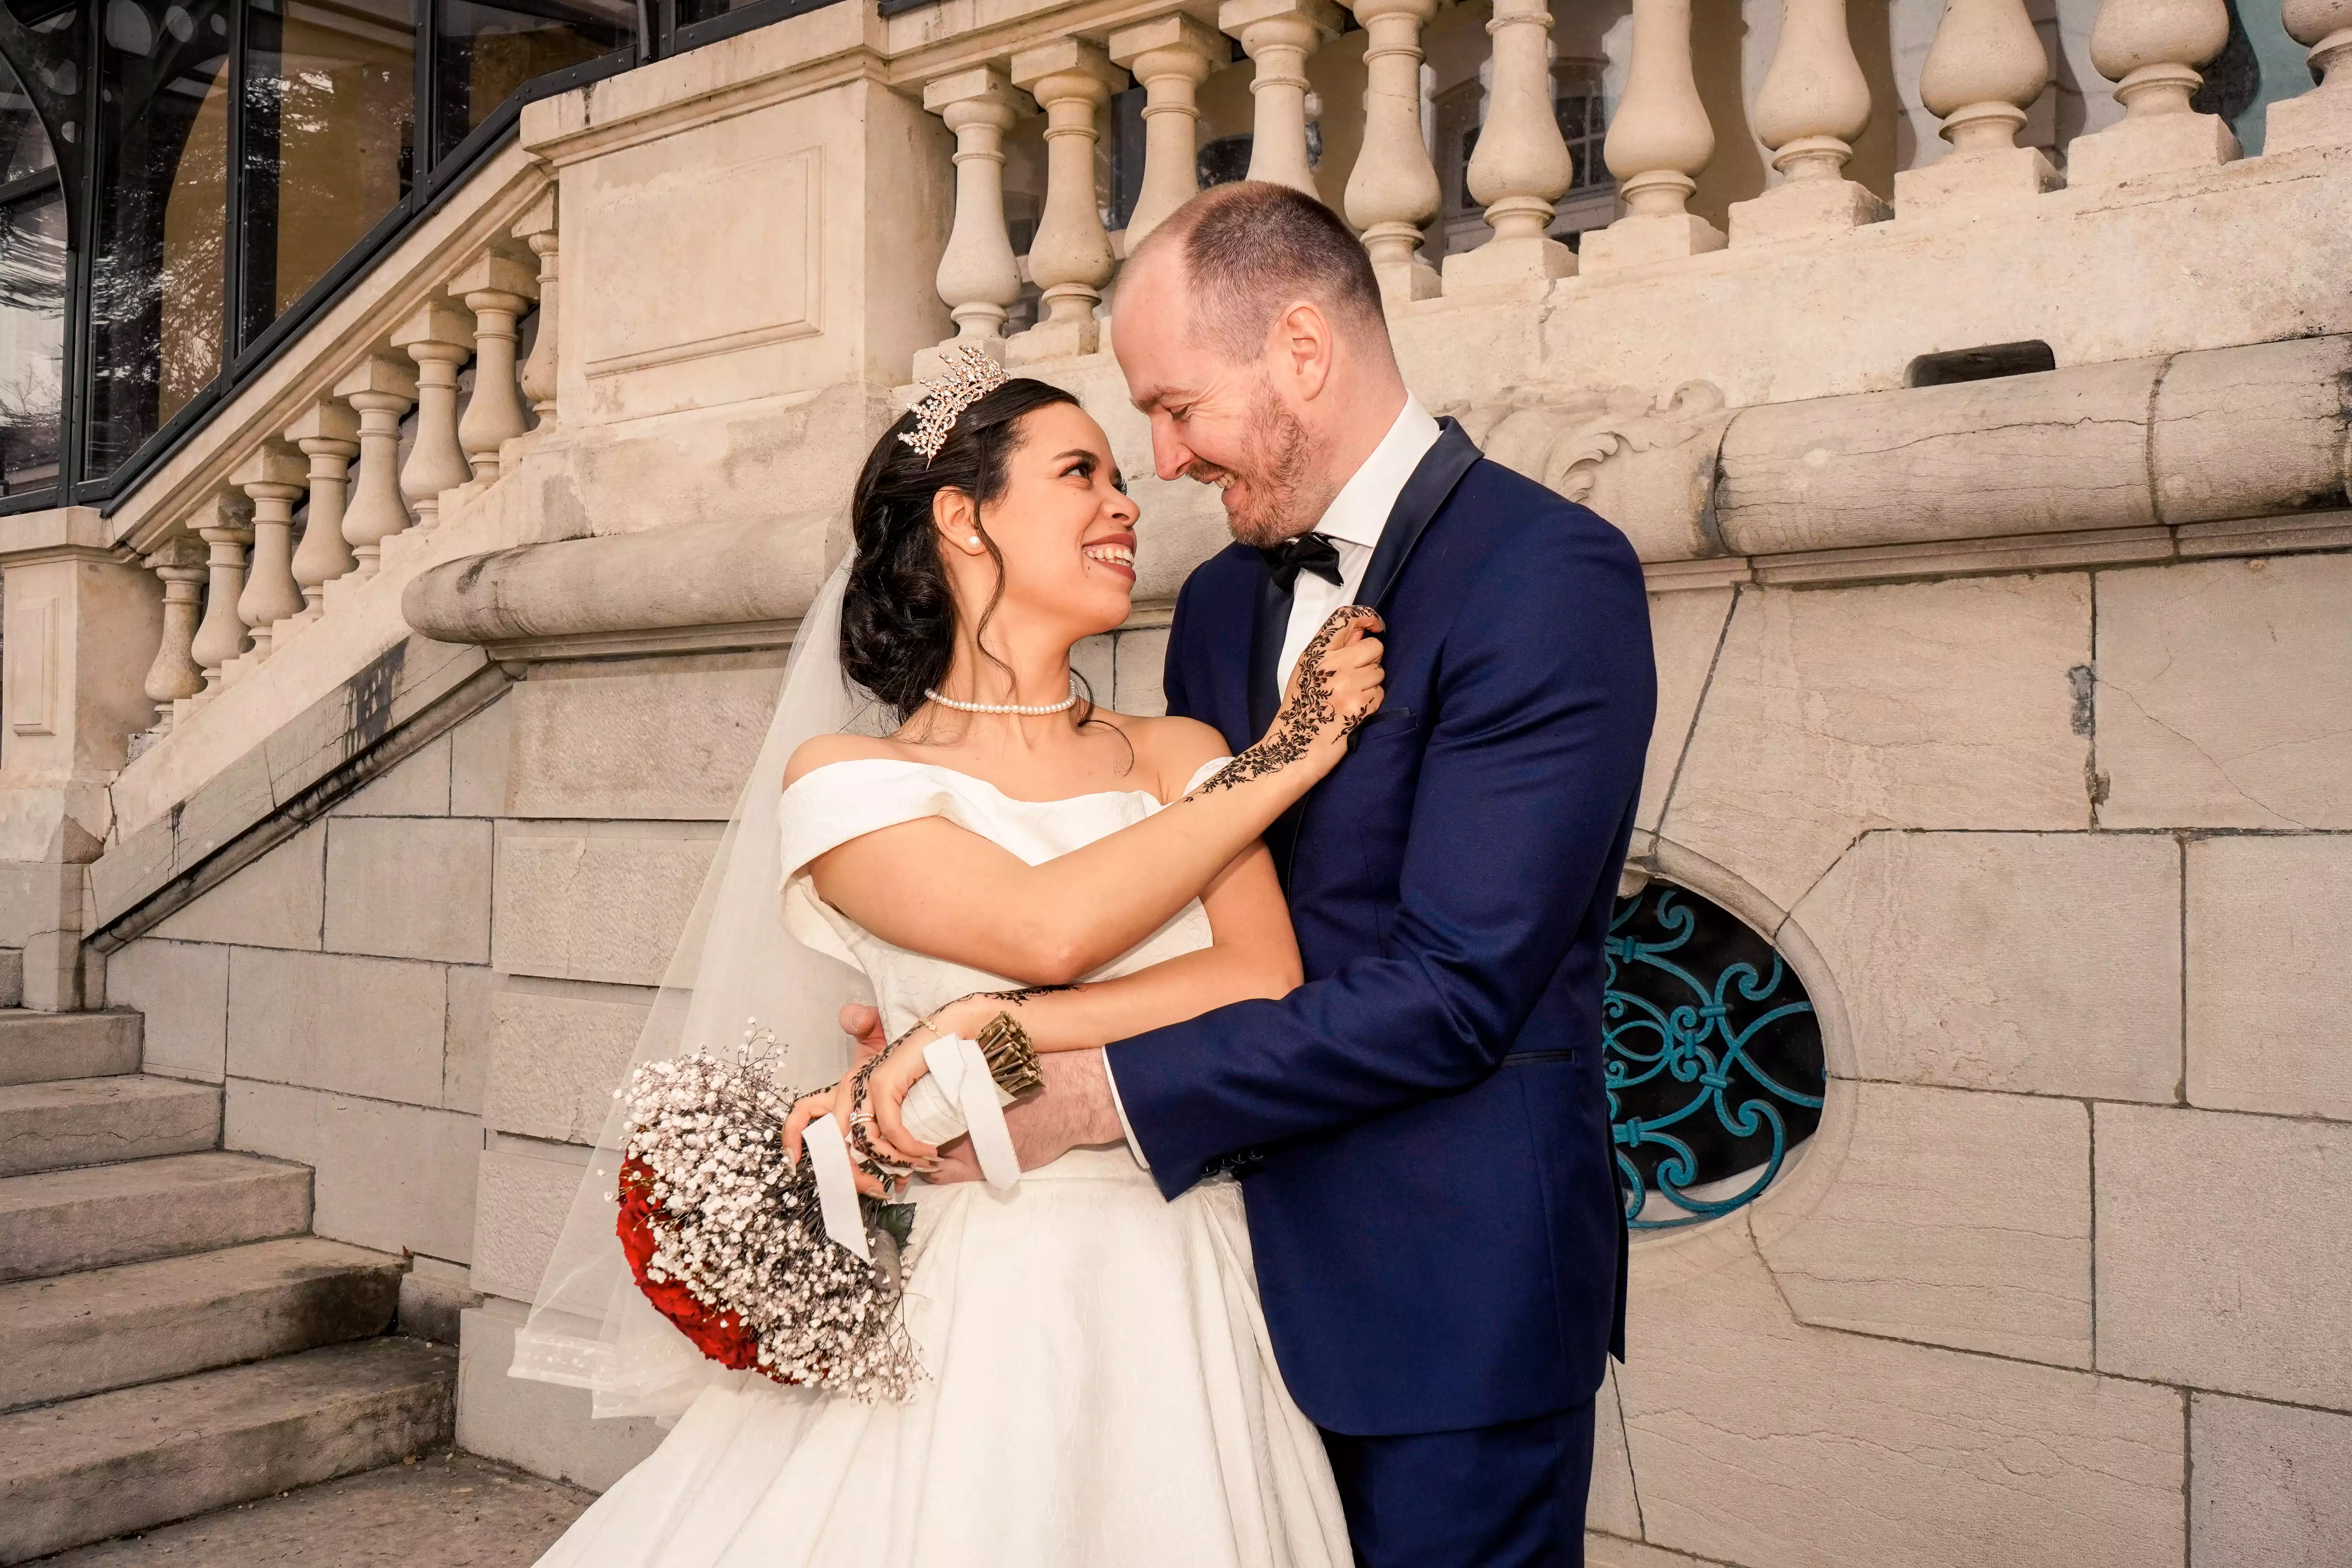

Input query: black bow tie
[1259,532,1345,594]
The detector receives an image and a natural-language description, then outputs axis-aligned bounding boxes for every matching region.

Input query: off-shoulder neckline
[782,755,1176,810]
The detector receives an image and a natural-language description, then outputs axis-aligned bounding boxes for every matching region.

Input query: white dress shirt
[1105,395,1444,1169]
[1274,394,1443,696]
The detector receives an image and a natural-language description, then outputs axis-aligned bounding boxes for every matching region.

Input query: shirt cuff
[1100,1051,1151,1171]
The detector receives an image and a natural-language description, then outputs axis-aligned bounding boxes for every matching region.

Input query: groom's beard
[1193,381,1321,550]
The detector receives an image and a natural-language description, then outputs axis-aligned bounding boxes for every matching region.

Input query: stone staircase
[0,1009,456,1563]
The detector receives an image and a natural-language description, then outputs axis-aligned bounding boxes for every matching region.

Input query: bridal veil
[510,560,884,1423]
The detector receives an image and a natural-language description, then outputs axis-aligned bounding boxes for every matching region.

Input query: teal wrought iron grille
[1604,882,1825,1230]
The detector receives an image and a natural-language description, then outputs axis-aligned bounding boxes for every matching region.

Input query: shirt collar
[1312,394,1443,554]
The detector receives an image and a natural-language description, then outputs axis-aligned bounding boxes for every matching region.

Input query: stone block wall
[1608,548,2352,1568]
[106,699,512,1273]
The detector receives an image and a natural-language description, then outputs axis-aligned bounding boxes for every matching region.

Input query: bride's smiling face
[938,401,1141,643]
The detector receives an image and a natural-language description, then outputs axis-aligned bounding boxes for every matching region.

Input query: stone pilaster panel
[1663,575,2091,911]
[150,824,327,952]
[2095,1103,2352,1408]
[1753,1080,2092,1368]
[227,947,449,1106]
[323,817,494,964]
[1795,830,2181,1101]
[225,1078,479,1264]
[2189,1392,2352,1568]
[2095,554,2352,830]
[490,824,717,987]
[105,939,230,1083]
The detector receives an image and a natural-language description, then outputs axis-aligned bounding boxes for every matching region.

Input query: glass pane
[85,0,233,475]
[431,0,629,162]
[240,0,416,343]
[0,189,66,495]
[0,67,60,183]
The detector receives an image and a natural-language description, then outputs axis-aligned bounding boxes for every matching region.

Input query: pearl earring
[967,535,982,548]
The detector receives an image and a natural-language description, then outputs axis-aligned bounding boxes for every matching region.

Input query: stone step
[0,1237,405,1413]
[0,1336,457,1564]
[0,1011,141,1087]
[0,1076,221,1178]
[0,952,19,1010]
[0,1152,311,1285]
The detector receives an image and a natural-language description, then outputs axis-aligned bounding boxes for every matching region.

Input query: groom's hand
[926,1048,1126,1184]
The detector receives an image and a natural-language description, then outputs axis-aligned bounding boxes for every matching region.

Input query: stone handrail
[100,144,562,839]
[1445,333,2352,579]
[397,334,2352,670]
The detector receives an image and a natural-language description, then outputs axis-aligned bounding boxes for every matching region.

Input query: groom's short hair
[1139,181,1389,364]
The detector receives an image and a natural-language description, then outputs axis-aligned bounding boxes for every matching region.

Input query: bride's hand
[781,1004,944,1194]
[1265,605,1387,765]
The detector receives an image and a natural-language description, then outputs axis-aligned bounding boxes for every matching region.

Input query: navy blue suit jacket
[1105,423,1655,1437]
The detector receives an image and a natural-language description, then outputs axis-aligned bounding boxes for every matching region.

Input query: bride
[520,361,1384,1566]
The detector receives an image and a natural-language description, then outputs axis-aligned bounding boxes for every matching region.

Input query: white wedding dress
[534,758,1351,1568]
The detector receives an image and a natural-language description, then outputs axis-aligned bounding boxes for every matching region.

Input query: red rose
[616,1156,770,1376]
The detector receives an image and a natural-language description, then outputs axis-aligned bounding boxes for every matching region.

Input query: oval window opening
[1606,881,1826,1230]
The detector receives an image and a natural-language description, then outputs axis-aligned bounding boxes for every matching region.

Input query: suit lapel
[1356,418,1481,613]
[1247,566,1289,742]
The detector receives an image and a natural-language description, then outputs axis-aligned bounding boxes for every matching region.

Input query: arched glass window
[1606,880,1827,1231]
[0,47,65,495]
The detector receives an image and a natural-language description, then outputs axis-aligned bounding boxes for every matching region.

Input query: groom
[926,182,1652,1564]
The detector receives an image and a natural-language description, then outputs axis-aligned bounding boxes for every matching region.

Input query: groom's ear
[1269,299,1336,402]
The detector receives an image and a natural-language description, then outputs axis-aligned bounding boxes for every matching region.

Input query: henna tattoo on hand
[1192,606,1380,797]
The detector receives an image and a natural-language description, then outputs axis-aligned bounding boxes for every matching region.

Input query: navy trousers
[1321,1400,1597,1568]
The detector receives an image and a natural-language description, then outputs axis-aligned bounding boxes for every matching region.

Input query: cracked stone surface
[31,1450,590,1566]
[2094,1104,2352,1410]
[1616,1226,2182,1568]
[2186,835,2352,1122]
[1751,1081,2093,1368]
[1661,575,2091,912]
[1793,831,2181,1103]
[2094,553,2352,830]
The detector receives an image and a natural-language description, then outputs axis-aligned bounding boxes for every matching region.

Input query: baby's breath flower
[620,1028,920,1402]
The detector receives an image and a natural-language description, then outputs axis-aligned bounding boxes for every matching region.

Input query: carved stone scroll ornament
[1436,380,1730,559]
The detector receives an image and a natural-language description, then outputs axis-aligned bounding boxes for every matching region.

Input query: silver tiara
[899,343,1010,465]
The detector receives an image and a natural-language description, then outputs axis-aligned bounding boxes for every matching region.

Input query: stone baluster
[2067,0,2237,184]
[1580,0,1726,272]
[514,192,560,426]
[2268,0,2352,152]
[139,537,207,733]
[1006,42,1127,365]
[1111,16,1224,251]
[917,69,1030,378]
[1341,0,1441,300]
[451,254,538,482]
[1894,0,2060,215]
[334,356,420,581]
[283,398,361,640]
[394,302,478,534]
[1439,0,1577,289]
[232,447,308,666]
[188,496,254,699]
[1729,0,1889,241]
[1219,0,1344,198]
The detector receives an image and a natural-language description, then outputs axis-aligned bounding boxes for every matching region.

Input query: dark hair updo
[842,375,1082,719]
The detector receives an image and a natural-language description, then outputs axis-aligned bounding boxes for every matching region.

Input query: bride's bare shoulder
[1115,713,1233,802]
[782,733,911,790]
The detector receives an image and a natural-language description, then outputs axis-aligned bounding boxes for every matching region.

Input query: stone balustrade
[902,0,2348,375]
[121,192,553,749]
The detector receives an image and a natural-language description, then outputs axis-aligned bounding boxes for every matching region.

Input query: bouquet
[616,1016,1042,1402]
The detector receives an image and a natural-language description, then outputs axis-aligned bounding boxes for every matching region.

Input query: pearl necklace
[924,683,1079,717]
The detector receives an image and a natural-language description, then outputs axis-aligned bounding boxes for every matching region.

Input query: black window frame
[0,0,642,517]
[0,0,862,519]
